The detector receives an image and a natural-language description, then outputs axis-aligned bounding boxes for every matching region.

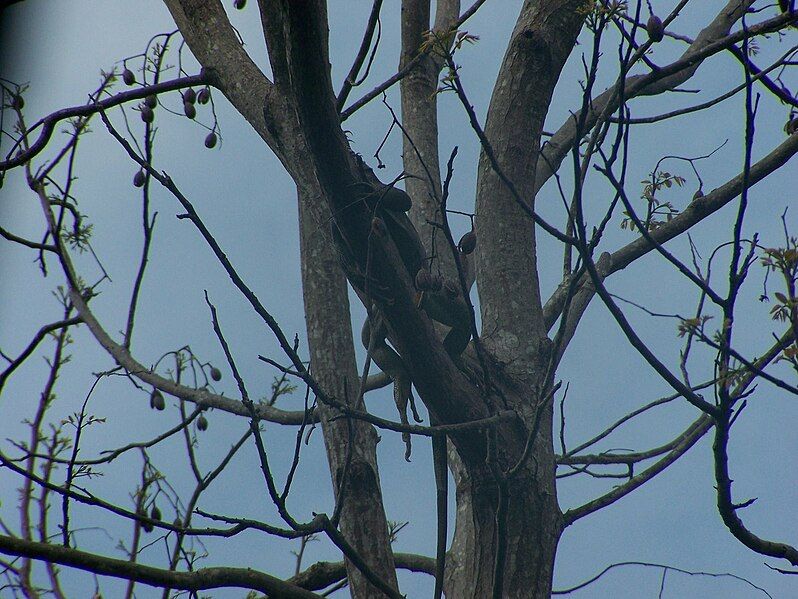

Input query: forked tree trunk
[395,1,580,595]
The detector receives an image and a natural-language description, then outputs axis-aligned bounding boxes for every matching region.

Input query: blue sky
[1,1,797,597]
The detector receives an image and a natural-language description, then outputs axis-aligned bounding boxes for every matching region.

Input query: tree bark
[162,2,399,596]
[449,2,584,596]
[298,188,399,596]
[257,0,580,595]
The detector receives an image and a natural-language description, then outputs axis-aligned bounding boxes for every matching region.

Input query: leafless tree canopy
[1,1,797,597]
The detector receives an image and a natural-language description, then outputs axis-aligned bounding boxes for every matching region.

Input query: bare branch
[0,534,324,598]
[1,74,205,170]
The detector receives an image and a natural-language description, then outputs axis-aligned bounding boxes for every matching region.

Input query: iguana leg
[419,288,473,357]
[361,316,413,460]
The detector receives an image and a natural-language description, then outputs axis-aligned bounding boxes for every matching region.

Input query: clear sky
[1,1,797,598]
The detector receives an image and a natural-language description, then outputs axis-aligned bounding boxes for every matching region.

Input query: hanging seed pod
[234,0,246,8]
[458,230,477,254]
[183,101,196,119]
[122,68,135,86]
[197,414,209,431]
[197,88,210,105]
[144,95,158,109]
[646,15,664,43]
[139,508,154,533]
[415,269,432,291]
[210,366,222,381]
[10,94,24,110]
[204,132,218,148]
[183,88,196,104]
[150,505,162,521]
[140,104,154,123]
[133,170,147,188]
[692,189,704,201]
[786,116,798,136]
[149,388,165,410]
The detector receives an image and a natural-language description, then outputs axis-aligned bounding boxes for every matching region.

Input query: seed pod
[197,414,209,431]
[149,388,165,410]
[151,505,162,521]
[210,366,222,381]
[122,68,135,86]
[234,0,246,8]
[183,88,196,104]
[139,508,154,533]
[173,516,182,529]
[197,88,210,105]
[204,132,218,149]
[786,117,798,136]
[133,170,146,188]
[415,269,432,291]
[140,104,154,123]
[458,230,477,254]
[692,189,704,201]
[10,94,24,110]
[646,15,664,43]
[183,101,196,119]
[144,95,158,109]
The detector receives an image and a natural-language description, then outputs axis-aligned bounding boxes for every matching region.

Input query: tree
[1,0,798,597]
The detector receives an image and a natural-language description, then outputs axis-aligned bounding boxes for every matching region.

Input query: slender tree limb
[339,0,489,121]
[552,560,773,597]
[563,323,794,525]
[336,0,384,111]
[543,132,798,331]
[289,552,436,591]
[562,413,712,525]
[536,0,780,194]
[0,534,323,598]
[559,380,715,460]
[0,74,206,171]
[0,317,82,394]
[0,226,56,252]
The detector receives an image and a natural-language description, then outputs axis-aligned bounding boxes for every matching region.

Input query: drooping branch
[562,413,711,525]
[552,560,774,597]
[339,0,489,121]
[0,74,206,171]
[563,325,796,525]
[336,0,384,111]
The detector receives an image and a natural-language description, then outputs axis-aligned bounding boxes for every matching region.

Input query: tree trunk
[444,2,582,595]
[298,188,399,597]
[447,466,562,597]
[161,3,400,595]
[445,353,563,598]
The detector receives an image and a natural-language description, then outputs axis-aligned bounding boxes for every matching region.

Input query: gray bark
[162,2,399,596]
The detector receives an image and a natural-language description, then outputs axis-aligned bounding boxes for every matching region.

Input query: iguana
[330,157,473,457]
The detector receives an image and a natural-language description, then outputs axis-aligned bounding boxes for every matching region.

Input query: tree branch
[0,534,323,598]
